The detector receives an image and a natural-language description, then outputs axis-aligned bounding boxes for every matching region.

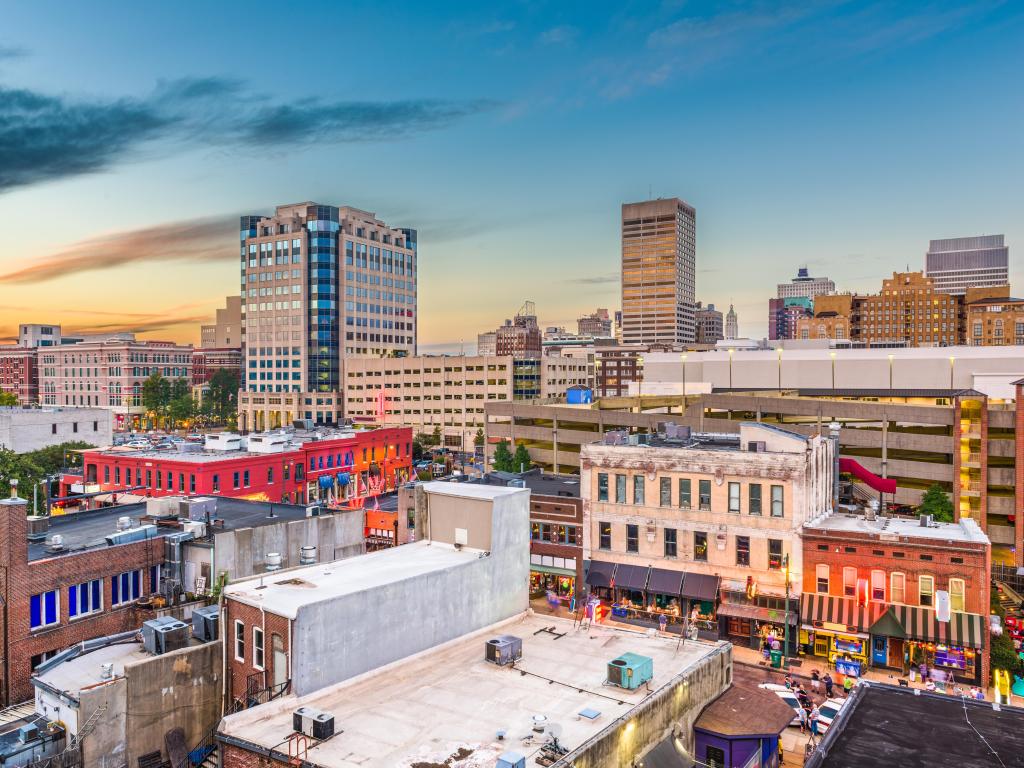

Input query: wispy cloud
[565,272,619,286]
[539,26,579,45]
[0,215,238,284]
[0,74,497,194]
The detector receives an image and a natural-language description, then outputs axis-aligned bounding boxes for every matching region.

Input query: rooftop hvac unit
[146,498,177,519]
[26,516,49,542]
[45,535,64,552]
[17,724,39,744]
[293,707,335,740]
[484,635,523,666]
[182,520,206,538]
[142,616,189,655]
[105,525,158,547]
[192,604,220,641]
[496,751,526,768]
[180,497,216,521]
[606,653,653,690]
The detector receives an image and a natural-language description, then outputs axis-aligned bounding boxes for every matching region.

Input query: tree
[991,632,1020,674]
[206,368,239,424]
[430,425,442,446]
[512,443,533,473]
[492,440,513,472]
[0,392,17,407]
[142,372,169,428]
[918,484,954,523]
[169,394,196,429]
[412,435,426,461]
[474,428,485,447]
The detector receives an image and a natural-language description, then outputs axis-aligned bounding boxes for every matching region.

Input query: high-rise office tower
[725,304,738,339]
[776,267,835,300]
[621,198,696,345]
[925,235,1009,295]
[237,202,417,430]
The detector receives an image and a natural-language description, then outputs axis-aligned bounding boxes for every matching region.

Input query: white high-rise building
[725,304,738,339]
[925,235,1009,296]
[776,267,835,300]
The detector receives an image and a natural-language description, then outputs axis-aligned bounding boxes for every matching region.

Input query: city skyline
[1,1,1022,349]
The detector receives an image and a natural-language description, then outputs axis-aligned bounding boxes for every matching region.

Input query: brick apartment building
[192,347,243,387]
[0,482,166,704]
[0,347,37,405]
[801,510,990,686]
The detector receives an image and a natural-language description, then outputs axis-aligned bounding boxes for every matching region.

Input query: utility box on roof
[606,652,653,690]
[484,635,522,666]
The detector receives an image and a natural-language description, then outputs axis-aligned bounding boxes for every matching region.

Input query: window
[727,482,740,513]
[68,579,102,619]
[678,479,691,509]
[664,528,677,557]
[232,472,240,489]
[212,474,220,492]
[599,522,611,550]
[949,578,965,612]
[843,566,857,597]
[698,479,711,510]
[615,475,626,504]
[626,524,639,552]
[30,590,59,630]
[234,620,245,661]
[890,573,905,604]
[919,575,934,607]
[736,536,750,566]
[189,474,195,493]
[150,565,161,593]
[243,470,250,487]
[103,466,110,483]
[749,483,762,515]
[633,476,645,505]
[597,473,608,502]
[111,570,142,607]
[816,564,829,594]
[694,531,708,562]
[871,570,885,601]
[768,539,783,570]
[659,478,671,507]
[770,485,784,517]
[253,627,265,670]
[267,467,274,484]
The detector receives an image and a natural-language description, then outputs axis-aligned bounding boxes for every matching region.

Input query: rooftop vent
[17,724,39,744]
[100,662,114,681]
[45,534,64,552]
[265,553,282,571]
[747,441,766,453]
[293,707,335,740]
[484,635,522,666]
[299,545,317,566]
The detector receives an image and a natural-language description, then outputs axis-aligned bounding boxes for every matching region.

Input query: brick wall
[222,598,290,706]
[220,741,292,768]
[530,494,583,596]
[1015,383,1024,566]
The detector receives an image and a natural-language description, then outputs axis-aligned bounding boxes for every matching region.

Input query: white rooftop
[420,481,528,501]
[33,642,150,698]
[805,512,990,545]
[219,612,725,768]
[223,540,483,619]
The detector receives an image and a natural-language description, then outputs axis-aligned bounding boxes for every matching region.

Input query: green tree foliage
[512,443,533,473]
[0,392,17,407]
[918,484,954,523]
[205,368,239,424]
[431,425,442,446]
[474,428,485,447]
[412,435,426,461]
[169,394,196,429]
[142,372,168,428]
[990,631,1020,674]
[492,440,514,472]
[0,441,94,515]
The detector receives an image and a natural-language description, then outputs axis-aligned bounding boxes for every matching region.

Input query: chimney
[0,479,29,566]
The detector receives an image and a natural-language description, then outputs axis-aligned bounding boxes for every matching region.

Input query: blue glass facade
[306,206,340,392]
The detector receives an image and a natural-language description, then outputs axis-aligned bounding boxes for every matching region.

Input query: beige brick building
[200,295,242,349]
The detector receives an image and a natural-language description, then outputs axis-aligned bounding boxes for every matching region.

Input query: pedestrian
[823,672,834,698]
[797,703,807,734]
[784,673,794,690]
[778,738,785,765]
[797,687,811,710]
[811,669,820,692]
[658,613,668,634]
[809,705,821,739]
[843,676,854,697]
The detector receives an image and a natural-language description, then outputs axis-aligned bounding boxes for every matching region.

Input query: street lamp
[728,348,734,389]
[829,351,837,391]
[949,355,955,391]
[775,347,783,392]
[887,354,894,391]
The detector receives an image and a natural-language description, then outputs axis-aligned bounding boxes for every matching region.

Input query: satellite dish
[548,723,563,740]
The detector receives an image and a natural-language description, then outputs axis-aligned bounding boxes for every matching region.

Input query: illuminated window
[870,570,885,601]
[949,578,965,612]
[843,566,857,596]
[919,575,934,607]
[816,564,829,593]
[890,572,905,603]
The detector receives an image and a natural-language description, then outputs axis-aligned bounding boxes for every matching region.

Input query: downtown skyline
[0,1,1022,350]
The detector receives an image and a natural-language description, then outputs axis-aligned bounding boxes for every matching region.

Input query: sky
[0,0,1022,351]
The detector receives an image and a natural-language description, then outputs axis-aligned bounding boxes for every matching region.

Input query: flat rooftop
[805,511,989,545]
[220,612,725,768]
[476,471,581,498]
[34,641,151,699]
[808,683,1024,768]
[223,539,483,619]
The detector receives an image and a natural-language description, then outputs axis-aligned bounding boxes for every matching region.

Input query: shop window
[633,476,645,505]
[694,531,707,562]
[728,482,740,514]
[768,539,783,570]
[597,473,608,502]
[770,485,784,517]
[736,536,750,566]
[698,479,711,510]
[626,524,638,553]
[949,578,965,612]
[890,572,905,603]
[659,478,671,507]
[678,479,691,509]
[919,575,934,607]
[664,528,677,557]
[843,567,857,597]
[599,522,611,550]
[816,564,829,594]
[749,483,762,515]
[615,475,626,504]
[871,570,885,601]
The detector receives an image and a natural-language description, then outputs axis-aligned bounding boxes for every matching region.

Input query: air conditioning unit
[192,604,220,642]
[293,707,335,740]
[484,635,523,666]
[606,652,653,690]
[142,617,189,654]
[496,751,526,768]
[18,723,39,743]
[26,516,49,542]
[305,505,322,518]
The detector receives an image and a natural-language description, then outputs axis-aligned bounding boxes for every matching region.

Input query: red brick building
[192,347,242,387]
[68,428,413,508]
[0,347,38,405]
[0,482,166,704]
[800,511,990,686]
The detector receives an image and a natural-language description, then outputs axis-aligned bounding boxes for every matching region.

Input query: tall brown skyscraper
[620,198,696,346]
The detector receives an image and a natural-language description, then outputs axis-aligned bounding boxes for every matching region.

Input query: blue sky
[0,1,1021,348]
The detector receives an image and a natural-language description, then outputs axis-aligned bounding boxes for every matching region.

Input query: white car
[758,683,803,726]
[814,697,846,734]
[124,440,150,449]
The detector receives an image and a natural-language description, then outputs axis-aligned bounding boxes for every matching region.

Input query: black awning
[614,564,650,591]
[647,567,684,596]
[681,573,721,602]
[585,560,616,589]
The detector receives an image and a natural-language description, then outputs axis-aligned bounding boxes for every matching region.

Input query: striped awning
[800,593,887,634]
[890,605,985,649]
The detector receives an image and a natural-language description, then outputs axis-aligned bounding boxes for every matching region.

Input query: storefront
[530,554,577,600]
[800,593,884,676]
[718,592,797,654]
[584,560,616,601]
[889,604,986,686]
[609,564,650,614]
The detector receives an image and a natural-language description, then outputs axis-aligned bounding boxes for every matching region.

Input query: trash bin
[770,650,783,668]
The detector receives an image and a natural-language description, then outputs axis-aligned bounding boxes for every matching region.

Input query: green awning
[870,608,907,639]
[531,565,575,577]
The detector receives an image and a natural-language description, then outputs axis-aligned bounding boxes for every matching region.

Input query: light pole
[783,553,791,661]
[949,355,955,391]
[636,354,643,412]
[680,353,688,415]
[830,351,837,392]
[775,347,783,392]
[888,354,894,392]
[728,348,734,389]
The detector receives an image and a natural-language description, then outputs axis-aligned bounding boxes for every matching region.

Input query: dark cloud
[66,314,210,338]
[566,272,619,286]
[0,215,238,284]
[0,75,496,193]
[0,45,25,60]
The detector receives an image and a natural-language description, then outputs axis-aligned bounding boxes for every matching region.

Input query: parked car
[124,440,150,449]
[815,697,847,734]
[758,683,802,726]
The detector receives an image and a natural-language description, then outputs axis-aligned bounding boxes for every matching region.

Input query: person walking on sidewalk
[811,669,821,692]
[823,672,834,697]
[843,675,855,697]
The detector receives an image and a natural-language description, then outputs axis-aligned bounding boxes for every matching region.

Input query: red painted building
[68,428,413,508]
[801,511,990,686]
[0,347,38,405]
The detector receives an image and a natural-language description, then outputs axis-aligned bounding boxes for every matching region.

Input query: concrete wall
[0,408,113,453]
[566,643,732,768]
[123,641,223,768]
[424,494,493,550]
[79,676,128,768]
[290,488,530,696]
